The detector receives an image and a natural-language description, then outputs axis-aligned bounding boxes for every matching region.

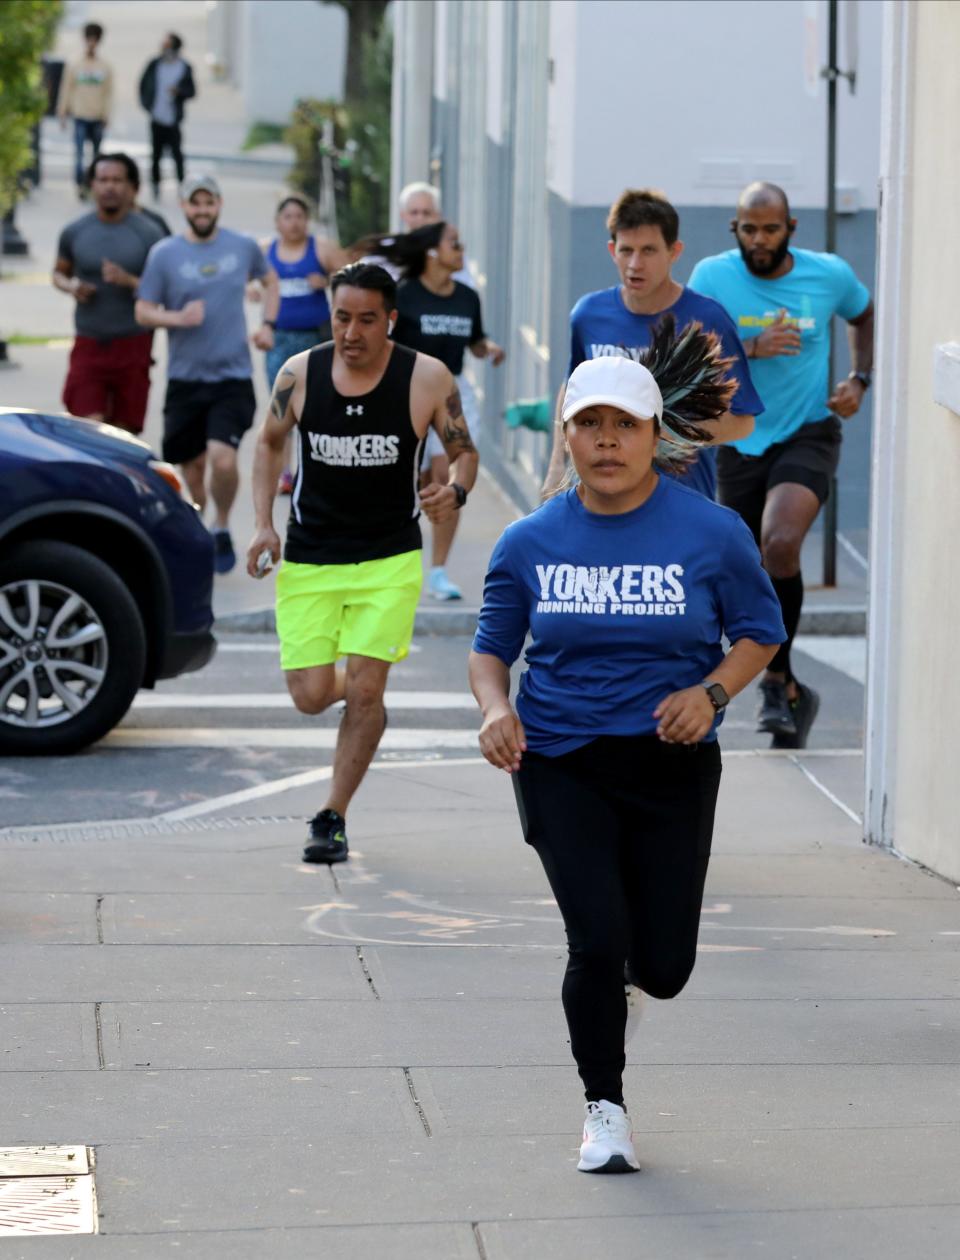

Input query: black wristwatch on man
[849,370,871,391]
[451,482,468,510]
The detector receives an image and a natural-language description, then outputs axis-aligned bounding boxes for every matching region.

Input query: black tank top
[286,343,423,564]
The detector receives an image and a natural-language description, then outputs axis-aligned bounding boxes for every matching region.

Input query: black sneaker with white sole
[756,678,797,737]
[303,809,349,864]
[771,683,821,750]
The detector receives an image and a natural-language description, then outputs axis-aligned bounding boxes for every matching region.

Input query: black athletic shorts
[162,377,257,465]
[716,416,842,542]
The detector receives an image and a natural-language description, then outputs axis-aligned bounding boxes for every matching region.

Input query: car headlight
[147,460,199,508]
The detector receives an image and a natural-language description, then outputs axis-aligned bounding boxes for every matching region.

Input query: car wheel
[0,540,147,755]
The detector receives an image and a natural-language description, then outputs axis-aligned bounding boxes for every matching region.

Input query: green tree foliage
[0,0,63,214]
[286,21,392,245]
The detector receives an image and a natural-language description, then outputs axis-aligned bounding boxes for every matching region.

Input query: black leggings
[514,735,722,1106]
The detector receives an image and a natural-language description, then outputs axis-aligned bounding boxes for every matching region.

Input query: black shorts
[162,378,257,465]
[717,416,842,542]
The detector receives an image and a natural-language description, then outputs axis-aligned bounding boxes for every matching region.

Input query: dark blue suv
[0,409,216,754]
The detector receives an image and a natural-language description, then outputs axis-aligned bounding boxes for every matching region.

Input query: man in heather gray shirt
[53,152,164,433]
[136,175,279,573]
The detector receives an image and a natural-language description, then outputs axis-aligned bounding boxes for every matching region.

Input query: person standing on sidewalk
[56,22,113,200]
[470,350,784,1175]
[246,262,479,865]
[542,188,761,501]
[138,33,196,199]
[688,182,874,748]
[53,153,164,433]
[135,175,279,574]
[260,196,350,494]
[367,223,504,600]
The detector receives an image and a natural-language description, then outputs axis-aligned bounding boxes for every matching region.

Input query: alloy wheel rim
[0,579,109,729]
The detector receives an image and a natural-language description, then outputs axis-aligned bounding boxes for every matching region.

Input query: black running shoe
[303,809,349,864]
[756,679,797,737]
[771,683,821,750]
[212,530,236,575]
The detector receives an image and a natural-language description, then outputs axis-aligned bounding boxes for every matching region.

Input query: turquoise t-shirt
[688,248,870,456]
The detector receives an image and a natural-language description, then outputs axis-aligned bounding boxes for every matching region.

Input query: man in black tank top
[246,263,479,864]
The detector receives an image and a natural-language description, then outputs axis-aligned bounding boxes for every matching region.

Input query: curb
[215,604,867,638]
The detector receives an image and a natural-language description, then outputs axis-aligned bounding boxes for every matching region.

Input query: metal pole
[822,0,839,586]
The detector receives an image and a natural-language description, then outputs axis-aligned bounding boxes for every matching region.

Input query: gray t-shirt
[57,210,165,341]
[137,228,268,382]
[152,57,186,126]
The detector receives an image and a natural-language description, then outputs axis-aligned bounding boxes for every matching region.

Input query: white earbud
[387,318,396,334]
[427,248,439,258]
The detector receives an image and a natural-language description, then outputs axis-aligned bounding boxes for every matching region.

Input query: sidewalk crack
[402,1067,432,1136]
[355,946,380,999]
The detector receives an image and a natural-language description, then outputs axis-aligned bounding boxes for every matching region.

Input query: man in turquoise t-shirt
[688,182,873,748]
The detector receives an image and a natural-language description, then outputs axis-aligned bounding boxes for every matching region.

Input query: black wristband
[263,319,277,330]
[452,482,468,509]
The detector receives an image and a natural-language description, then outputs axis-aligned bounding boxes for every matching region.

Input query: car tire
[0,540,147,755]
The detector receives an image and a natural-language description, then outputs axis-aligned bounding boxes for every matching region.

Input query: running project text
[534,563,687,615]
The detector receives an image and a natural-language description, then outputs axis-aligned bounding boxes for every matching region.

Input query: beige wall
[878,1,960,879]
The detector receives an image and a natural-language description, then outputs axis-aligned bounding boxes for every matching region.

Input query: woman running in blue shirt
[470,340,785,1175]
[261,196,348,492]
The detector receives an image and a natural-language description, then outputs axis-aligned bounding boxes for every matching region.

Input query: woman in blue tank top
[261,196,349,491]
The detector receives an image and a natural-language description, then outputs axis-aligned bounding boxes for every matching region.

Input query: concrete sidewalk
[2,751,959,1254]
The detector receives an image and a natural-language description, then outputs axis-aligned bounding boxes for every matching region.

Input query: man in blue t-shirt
[136,175,279,574]
[688,182,874,748]
[542,188,762,502]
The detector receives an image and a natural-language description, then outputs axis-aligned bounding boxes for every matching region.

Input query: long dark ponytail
[354,221,446,279]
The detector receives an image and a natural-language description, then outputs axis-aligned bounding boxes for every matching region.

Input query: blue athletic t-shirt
[567,285,763,500]
[687,248,870,456]
[473,479,785,756]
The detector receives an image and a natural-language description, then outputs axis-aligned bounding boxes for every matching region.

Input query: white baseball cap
[180,173,222,201]
[562,356,663,425]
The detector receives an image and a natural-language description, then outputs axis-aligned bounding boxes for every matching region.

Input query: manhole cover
[0,1147,96,1236]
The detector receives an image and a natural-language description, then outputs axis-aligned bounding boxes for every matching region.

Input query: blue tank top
[267,236,331,331]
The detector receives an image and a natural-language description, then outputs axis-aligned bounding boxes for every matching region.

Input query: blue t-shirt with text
[687,248,870,456]
[473,480,785,756]
[567,285,763,500]
[138,228,268,382]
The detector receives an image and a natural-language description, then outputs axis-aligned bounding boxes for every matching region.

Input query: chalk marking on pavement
[787,754,863,826]
[153,756,487,823]
[133,691,477,710]
[702,923,895,937]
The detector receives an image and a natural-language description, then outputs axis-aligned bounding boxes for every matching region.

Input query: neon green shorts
[275,550,423,670]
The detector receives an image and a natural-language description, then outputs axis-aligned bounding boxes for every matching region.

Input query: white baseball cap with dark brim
[180,174,222,200]
[562,356,663,424]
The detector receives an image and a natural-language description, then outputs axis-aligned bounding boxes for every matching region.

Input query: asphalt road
[0,632,865,830]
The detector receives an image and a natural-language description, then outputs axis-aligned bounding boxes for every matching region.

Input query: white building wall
[563,0,881,211]
[233,0,346,125]
[867,0,960,882]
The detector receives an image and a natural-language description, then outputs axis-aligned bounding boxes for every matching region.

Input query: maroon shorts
[62,333,154,434]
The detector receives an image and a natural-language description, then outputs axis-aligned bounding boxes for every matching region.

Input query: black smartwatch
[451,482,468,509]
[263,319,277,330]
[703,682,729,712]
[849,370,871,391]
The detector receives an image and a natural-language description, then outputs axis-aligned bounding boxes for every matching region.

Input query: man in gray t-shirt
[136,174,279,574]
[53,152,164,433]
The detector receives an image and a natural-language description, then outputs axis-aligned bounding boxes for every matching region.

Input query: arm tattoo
[270,367,297,423]
[440,385,476,451]
[446,387,464,421]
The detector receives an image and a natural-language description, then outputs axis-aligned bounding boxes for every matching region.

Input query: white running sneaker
[577,1099,641,1174]
[625,982,644,1045]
